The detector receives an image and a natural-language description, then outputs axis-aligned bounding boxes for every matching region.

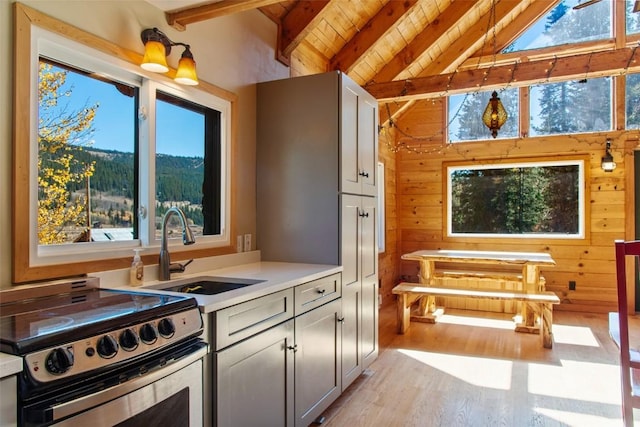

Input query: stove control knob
[158,318,176,338]
[97,335,119,359]
[119,328,139,352]
[45,347,74,375]
[139,323,158,344]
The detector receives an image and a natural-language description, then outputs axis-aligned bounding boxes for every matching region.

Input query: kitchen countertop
[0,259,342,376]
[118,261,343,313]
[0,353,23,379]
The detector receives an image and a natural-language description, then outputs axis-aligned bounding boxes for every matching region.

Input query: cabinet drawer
[294,273,341,316]
[214,288,294,350]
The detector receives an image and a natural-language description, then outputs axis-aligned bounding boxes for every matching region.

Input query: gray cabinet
[257,71,379,394]
[212,274,342,427]
[341,76,378,197]
[0,375,17,426]
[341,195,378,388]
[295,298,342,426]
[215,320,295,427]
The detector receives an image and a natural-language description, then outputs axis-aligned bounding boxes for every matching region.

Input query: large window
[446,159,585,239]
[14,13,234,282]
[37,59,226,248]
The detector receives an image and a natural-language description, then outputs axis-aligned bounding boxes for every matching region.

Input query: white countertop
[0,353,23,379]
[131,261,342,313]
[1,258,342,376]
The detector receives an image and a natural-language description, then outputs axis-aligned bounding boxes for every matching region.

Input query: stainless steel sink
[153,277,265,295]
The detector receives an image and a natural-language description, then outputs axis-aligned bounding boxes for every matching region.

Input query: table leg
[415,260,441,321]
[516,264,541,334]
[397,293,410,334]
[541,303,553,349]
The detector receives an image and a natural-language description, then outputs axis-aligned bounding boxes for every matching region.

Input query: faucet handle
[169,259,194,273]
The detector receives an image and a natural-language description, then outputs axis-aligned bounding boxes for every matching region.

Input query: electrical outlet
[569,280,576,291]
[236,235,243,253]
[244,234,252,252]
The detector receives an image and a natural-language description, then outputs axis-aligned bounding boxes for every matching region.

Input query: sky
[52,67,204,158]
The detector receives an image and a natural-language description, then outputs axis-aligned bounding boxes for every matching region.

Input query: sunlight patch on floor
[436,313,515,330]
[398,348,513,390]
[533,407,621,427]
[528,359,621,405]
[551,324,600,346]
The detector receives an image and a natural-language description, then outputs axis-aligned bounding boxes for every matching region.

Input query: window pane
[626,0,640,34]
[448,89,519,142]
[530,77,611,136]
[626,73,640,129]
[449,162,581,237]
[155,92,209,240]
[505,0,611,53]
[38,58,136,245]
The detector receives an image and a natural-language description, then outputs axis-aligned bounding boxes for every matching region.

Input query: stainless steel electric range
[0,277,207,427]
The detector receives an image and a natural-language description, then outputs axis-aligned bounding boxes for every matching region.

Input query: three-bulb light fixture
[140,27,198,86]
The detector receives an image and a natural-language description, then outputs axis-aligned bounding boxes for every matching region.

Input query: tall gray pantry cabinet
[257,71,379,397]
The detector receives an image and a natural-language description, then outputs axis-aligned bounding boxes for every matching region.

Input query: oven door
[21,341,207,427]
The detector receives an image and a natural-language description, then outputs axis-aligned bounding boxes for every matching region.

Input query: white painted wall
[0,0,289,289]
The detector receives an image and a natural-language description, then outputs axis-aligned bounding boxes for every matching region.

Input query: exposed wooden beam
[166,0,284,30]
[278,0,331,63]
[370,1,476,84]
[366,46,640,101]
[458,39,615,71]
[329,0,419,73]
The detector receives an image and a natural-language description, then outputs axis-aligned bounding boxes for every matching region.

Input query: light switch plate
[244,234,251,252]
[236,235,243,253]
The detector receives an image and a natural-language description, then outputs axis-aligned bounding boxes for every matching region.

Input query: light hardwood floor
[320,303,633,427]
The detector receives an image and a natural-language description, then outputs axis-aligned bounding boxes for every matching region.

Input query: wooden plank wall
[388,98,637,313]
[378,127,398,307]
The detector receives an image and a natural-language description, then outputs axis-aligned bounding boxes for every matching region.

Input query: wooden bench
[431,268,547,314]
[392,283,561,348]
[434,268,546,289]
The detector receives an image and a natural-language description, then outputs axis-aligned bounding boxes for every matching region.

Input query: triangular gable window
[504,0,611,53]
[627,0,640,34]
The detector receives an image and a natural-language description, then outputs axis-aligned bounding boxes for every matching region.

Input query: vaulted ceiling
[149,0,640,123]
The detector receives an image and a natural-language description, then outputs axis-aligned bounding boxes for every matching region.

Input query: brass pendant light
[482,91,507,138]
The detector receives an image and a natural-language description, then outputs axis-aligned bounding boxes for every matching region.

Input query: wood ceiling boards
[161,0,637,112]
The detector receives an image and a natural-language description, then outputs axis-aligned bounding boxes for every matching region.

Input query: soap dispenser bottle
[130,249,144,286]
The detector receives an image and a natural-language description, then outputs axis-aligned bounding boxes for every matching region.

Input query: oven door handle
[51,343,208,422]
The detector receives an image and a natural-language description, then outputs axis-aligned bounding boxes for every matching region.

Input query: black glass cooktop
[0,288,197,354]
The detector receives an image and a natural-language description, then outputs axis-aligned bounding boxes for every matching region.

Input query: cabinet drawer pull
[359,171,369,178]
[287,345,298,352]
[317,288,326,294]
[337,317,345,323]
[359,212,369,218]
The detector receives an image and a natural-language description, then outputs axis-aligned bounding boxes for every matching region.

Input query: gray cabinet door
[341,76,378,197]
[360,197,378,368]
[215,320,295,427]
[341,283,361,390]
[362,278,378,368]
[295,298,342,426]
